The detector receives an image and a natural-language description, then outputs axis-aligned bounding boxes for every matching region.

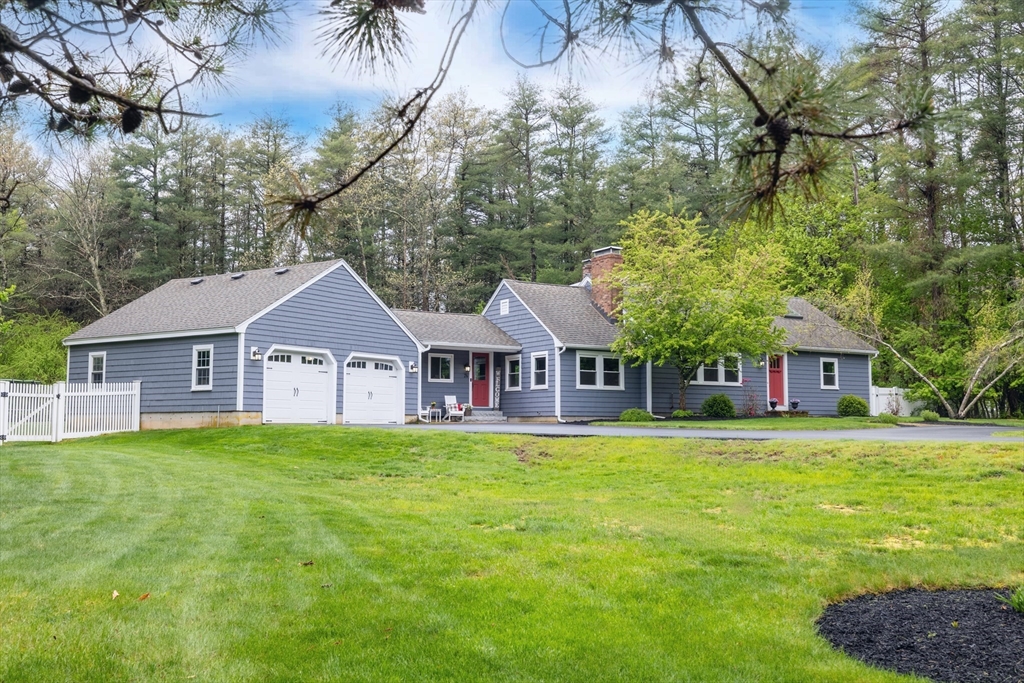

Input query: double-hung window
[428,354,453,383]
[577,353,624,390]
[694,355,742,385]
[820,358,839,389]
[192,345,213,391]
[506,355,521,390]
[88,352,105,385]
[531,351,548,390]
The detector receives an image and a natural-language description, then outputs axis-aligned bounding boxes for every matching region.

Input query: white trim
[263,344,338,424]
[65,327,235,346]
[427,353,455,383]
[341,350,405,425]
[505,354,522,391]
[646,361,653,413]
[555,345,565,422]
[418,342,521,353]
[191,344,214,392]
[795,346,876,356]
[820,357,839,390]
[692,354,743,386]
[236,332,245,411]
[530,351,549,390]
[88,351,106,385]
[575,352,625,390]
[65,346,70,382]
[467,351,493,408]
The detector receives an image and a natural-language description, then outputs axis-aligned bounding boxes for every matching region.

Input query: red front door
[768,355,785,406]
[471,353,489,407]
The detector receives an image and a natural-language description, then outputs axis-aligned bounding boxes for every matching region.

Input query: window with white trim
[192,345,213,391]
[88,352,105,385]
[531,351,548,390]
[500,299,509,315]
[820,358,839,389]
[577,353,624,390]
[693,355,742,385]
[428,353,453,383]
[505,355,521,390]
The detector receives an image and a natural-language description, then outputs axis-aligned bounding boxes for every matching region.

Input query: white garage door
[343,358,402,425]
[263,352,332,424]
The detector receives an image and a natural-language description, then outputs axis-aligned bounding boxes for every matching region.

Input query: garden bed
[817,588,1024,683]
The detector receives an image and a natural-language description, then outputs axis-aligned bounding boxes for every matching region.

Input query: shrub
[876,413,899,425]
[671,409,694,419]
[619,408,654,422]
[921,410,940,422]
[701,394,735,419]
[837,394,869,417]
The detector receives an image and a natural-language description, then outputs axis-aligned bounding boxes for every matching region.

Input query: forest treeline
[0,0,1022,414]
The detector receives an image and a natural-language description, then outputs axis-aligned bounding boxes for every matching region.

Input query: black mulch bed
[817,588,1024,682]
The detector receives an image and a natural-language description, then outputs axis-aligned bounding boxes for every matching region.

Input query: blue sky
[204,0,864,137]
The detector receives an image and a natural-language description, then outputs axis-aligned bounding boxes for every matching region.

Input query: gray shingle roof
[393,310,521,351]
[504,280,619,347]
[777,298,877,353]
[503,282,874,354]
[66,260,344,341]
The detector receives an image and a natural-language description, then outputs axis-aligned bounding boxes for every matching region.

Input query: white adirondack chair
[444,395,465,422]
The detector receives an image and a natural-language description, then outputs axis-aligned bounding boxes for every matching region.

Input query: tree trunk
[676,364,696,412]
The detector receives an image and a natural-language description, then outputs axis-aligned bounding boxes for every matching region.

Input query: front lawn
[595,416,895,430]
[2,428,1021,682]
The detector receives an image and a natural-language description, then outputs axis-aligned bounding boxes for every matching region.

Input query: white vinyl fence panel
[870,386,924,417]
[0,380,140,444]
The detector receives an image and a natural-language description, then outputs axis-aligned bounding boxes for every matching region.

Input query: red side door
[471,353,489,407]
[768,355,785,405]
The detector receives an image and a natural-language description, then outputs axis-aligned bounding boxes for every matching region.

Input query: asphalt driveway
[403,422,1024,443]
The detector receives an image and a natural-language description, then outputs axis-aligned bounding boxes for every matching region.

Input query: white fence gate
[0,380,140,444]
[870,386,924,417]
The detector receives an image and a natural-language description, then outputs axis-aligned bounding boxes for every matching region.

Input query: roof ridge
[164,258,343,283]
[506,279,577,289]
[394,309,486,318]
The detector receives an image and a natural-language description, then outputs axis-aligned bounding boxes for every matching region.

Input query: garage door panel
[343,357,401,425]
[264,351,333,424]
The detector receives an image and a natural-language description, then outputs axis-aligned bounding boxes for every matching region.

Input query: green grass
[995,429,1024,439]
[596,416,895,430]
[2,427,1022,682]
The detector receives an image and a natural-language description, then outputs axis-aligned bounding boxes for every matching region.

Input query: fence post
[0,380,8,447]
[131,380,141,432]
[52,381,65,443]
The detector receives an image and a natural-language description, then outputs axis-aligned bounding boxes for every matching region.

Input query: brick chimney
[588,246,623,317]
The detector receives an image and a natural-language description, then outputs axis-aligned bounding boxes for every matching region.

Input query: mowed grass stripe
[1,426,1021,682]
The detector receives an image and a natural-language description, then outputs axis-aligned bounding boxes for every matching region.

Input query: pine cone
[67,67,96,104]
[121,106,143,134]
[8,79,31,94]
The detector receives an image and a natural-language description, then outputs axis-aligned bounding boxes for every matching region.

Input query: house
[63,247,876,427]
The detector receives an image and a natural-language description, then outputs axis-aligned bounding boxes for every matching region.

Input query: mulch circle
[817,588,1024,683]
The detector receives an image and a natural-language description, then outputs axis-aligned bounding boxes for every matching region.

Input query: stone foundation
[140,411,262,430]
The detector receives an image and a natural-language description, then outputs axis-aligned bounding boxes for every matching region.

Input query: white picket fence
[0,380,140,444]
[870,386,924,417]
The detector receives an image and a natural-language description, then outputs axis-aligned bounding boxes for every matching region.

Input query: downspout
[646,361,653,414]
[235,331,245,411]
[418,344,430,421]
[555,344,567,423]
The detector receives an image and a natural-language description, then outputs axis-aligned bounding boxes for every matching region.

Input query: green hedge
[921,410,940,422]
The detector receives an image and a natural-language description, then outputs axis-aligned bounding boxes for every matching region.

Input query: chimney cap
[591,246,622,258]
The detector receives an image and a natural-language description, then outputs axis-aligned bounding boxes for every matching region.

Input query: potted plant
[769,397,779,411]
[464,403,473,416]
[790,398,801,411]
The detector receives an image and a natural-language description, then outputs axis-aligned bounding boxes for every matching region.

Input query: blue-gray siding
[244,265,420,415]
[787,352,871,416]
[67,333,238,412]
[651,352,871,416]
[560,350,644,418]
[484,283,556,418]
